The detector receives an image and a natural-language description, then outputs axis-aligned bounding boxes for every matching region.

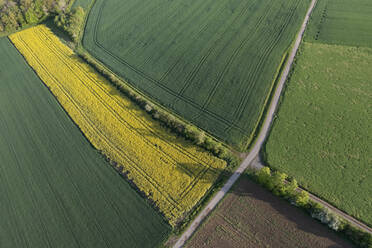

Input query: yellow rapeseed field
[9,25,226,225]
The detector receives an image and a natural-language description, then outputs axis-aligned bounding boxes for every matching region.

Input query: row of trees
[0,0,69,33]
[255,167,372,248]
[77,49,239,168]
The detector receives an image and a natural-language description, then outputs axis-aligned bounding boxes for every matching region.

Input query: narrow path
[253,160,372,234]
[173,0,318,246]
[306,190,372,234]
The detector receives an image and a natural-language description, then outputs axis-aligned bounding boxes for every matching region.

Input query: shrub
[285,178,298,197]
[185,125,205,144]
[256,167,271,186]
[294,190,309,207]
[144,103,153,113]
[76,49,238,167]
[54,6,85,42]
[272,171,287,196]
[311,207,341,231]
[253,167,372,248]
[342,224,372,248]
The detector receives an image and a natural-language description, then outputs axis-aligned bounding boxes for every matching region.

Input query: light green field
[0,37,170,247]
[82,0,310,147]
[305,0,372,47]
[265,42,372,226]
[72,0,93,9]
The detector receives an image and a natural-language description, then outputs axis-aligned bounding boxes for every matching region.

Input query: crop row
[10,25,226,225]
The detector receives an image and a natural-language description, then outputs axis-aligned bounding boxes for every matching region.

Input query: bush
[0,0,67,33]
[311,207,342,231]
[185,125,205,145]
[285,178,298,197]
[272,171,287,196]
[254,167,372,248]
[54,6,85,42]
[76,49,238,167]
[256,167,271,186]
[342,224,372,248]
[294,190,309,207]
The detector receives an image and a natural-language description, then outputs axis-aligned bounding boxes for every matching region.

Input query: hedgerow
[253,167,372,248]
[76,48,239,168]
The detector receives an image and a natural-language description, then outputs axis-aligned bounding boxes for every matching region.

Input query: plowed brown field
[186,176,354,248]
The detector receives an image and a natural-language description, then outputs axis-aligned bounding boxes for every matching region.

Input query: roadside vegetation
[82,0,310,148]
[253,167,372,248]
[10,25,227,226]
[3,0,371,247]
[186,174,355,248]
[265,41,372,226]
[0,36,170,248]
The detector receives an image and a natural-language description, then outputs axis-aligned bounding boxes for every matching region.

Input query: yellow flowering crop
[10,25,226,225]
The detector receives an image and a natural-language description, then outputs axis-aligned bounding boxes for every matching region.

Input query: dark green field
[305,0,372,47]
[0,38,170,247]
[82,0,310,147]
[265,42,372,226]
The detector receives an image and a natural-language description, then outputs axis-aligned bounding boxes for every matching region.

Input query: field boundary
[89,0,246,133]
[261,42,372,230]
[76,0,241,147]
[81,0,310,150]
[250,160,372,234]
[172,0,318,246]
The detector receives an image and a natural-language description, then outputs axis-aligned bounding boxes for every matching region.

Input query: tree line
[254,167,372,248]
[0,0,70,33]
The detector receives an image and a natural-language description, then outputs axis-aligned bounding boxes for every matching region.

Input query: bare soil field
[186,176,354,248]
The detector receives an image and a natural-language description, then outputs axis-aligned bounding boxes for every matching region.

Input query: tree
[257,167,271,186]
[295,190,309,207]
[185,125,205,145]
[272,171,287,195]
[285,178,298,197]
[25,8,38,24]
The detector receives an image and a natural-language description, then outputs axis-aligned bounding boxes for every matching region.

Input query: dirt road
[172,0,318,247]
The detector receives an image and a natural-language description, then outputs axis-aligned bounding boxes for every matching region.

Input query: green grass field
[264,42,372,226]
[0,37,170,247]
[72,0,94,9]
[82,0,310,147]
[305,0,372,47]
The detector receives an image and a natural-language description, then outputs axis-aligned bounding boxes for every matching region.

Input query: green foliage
[272,171,287,196]
[25,8,39,24]
[54,6,85,42]
[253,167,371,247]
[0,0,64,33]
[294,190,309,207]
[343,224,372,248]
[256,167,299,199]
[76,49,238,167]
[0,37,170,247]
[285,178,298,196]
[265,42,372,226]
[185,125,205,145]
[256,167,271,186]
[82,0,310,147]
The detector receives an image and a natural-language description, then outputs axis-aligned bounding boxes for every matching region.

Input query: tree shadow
[173,162,354,247]
[43,19,73,44]
[228,176,355,248]
[175,162,228,182]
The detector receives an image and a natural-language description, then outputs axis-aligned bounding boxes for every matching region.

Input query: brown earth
[186,175,355,248]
